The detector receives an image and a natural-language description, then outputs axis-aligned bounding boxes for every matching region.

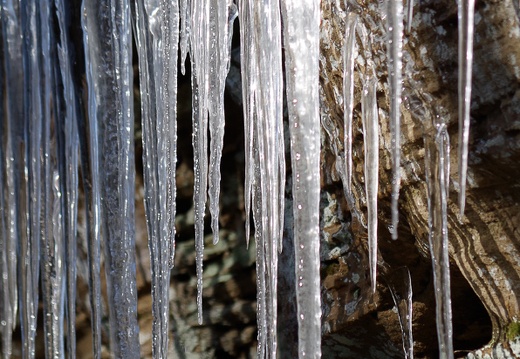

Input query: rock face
[317,0,520,357]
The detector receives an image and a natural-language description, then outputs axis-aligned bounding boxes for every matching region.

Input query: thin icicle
[406,0,414,32]
[387,0,404,239]
[55,1,80,356]
[21,0,44,355]
[0,45,12,358]
[386,267,414,359]
[424,117,453,359]
[362,76,379,294]
[179,0,190,75]
[208,0,237,245]
[189,0,211,324]
[456,0,475,217]
[238,0,254,249]
[82,0,141,356]
[1,4,24,347]
[343,11,358,197]
[280,0,321,357]
[252,150,267,359]
[133,0,179,356]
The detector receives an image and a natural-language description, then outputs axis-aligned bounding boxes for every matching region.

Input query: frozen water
[424,117,453,359]
[457,0,475,217]
[387,267,414,359]
[133,0,179,356]
[82,0,141,357]
[362,76,379,294]
[280,0,322,357]
[387,0,404,240]
[343,12,358,197]
[238,0,284,355]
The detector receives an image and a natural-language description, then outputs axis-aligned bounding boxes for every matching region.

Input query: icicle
[406,0,414,32]
[343,11,358,197]
[386,267,414,359]
[239,0,284,354]
[82,0,141,357]
[1,0,24,354]
[424,116,453,359]
[179,0,190,75]
[189,0,210,324]
[78,20,104,358]
[40,1,67,357]
[55,1,80,356]
[40,169,66,359]
[208,0,237,245]
[387,0,404,239]
[133,0,179,356]
[280,0,321,357]
[252,151,267,358]
[0,44,11,359]
[21,0,45,355]
[238,0,254,249]
[456,0,475,217]
[190,0,236,322]
[362,76,379,294]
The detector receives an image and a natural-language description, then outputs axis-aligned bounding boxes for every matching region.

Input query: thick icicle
[386,267,414,359]
[40,1,67,357]
[82,0,141,357]
[21,0,44,355]
[280,0,322,357]
[1,0,24,355]
[343,11,358,197]
[387,0,404,239]
[55,1,80,356]
[40,168,66,359]
[456,0,475,217]
[79,16,104,357]
[239,0,284,355]
[133,0,179,356]
[424,114,453,359]
[362,76,379,294]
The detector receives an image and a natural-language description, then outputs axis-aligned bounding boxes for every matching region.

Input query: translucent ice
[280,0,322,356]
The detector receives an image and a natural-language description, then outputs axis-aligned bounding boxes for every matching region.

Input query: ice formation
[457,0,475,217]
[361,76,379,294]
[133,0,179,356]
[238,0,284,355]
[387,0,404,240]
[0,0,477,358]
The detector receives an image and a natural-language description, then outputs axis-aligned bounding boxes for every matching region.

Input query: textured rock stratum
[318,0,520,358]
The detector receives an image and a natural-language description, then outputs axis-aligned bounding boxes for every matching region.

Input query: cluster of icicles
[0,0,475,358]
